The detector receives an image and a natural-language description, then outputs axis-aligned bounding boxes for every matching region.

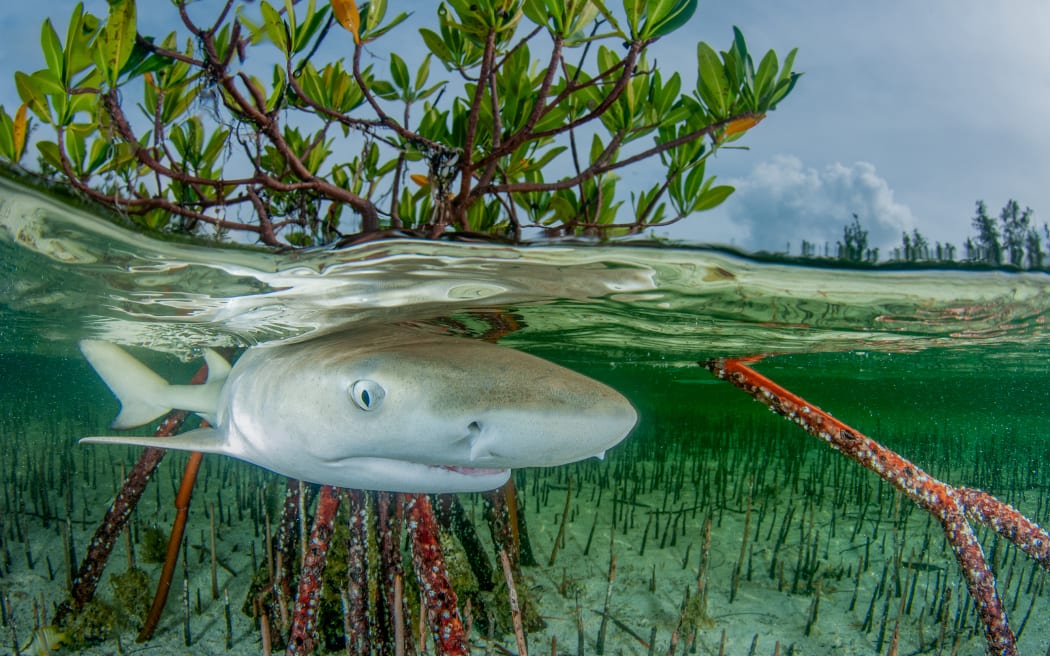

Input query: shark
[78,327,638,493]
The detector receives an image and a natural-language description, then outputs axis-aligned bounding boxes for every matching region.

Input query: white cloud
[719,155,915,254]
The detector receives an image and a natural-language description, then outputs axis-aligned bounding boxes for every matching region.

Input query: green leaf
[779,48,798,85]
[731,26,750,83]
[30,70,66,97]
[290,0,330,55]
[37,140,63,170]
[268,66,287,111]
[0,106,14,161]
[286,232,314,247]
[683,160,706,200]
[121,38,175,79]
[753,49,778,106]
[202,127,230,166]
[260,1,290,54]
[414,53,431,92]
[65,125,89,173]
[64,5,100,86]
[521,0,551,30]
[695,42,727,117]
[644,0,697,39]
[41,19,65,82]
[97,0,137,87]
[390,52,409,92]
[360,0,387,33]
[530,145,567,171]
[86,137,112,174]
[357,0,409,42]
[694,183,733,212]
[419,28,451,61]
[623,0,645,39]
[15,71,52,124]
[766,49,801,108]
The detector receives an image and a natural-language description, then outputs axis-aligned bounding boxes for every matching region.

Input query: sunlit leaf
[13,103,29,162]
[723,113,764,137]
[331,0,361,44]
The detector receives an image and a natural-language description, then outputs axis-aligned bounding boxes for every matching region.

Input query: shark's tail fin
[79,341,230,429]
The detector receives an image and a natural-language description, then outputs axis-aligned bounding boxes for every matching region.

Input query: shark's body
[79,328,637,493]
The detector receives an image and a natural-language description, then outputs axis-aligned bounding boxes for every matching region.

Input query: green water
[1,170,1049,654]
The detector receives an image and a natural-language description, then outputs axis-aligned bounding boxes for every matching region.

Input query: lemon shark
[78,328,637,493]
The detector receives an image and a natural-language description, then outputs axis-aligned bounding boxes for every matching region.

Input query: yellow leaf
[724,113,765,137]
[331,0,361,44]
[13,102,28,163]
[410,173,430,187]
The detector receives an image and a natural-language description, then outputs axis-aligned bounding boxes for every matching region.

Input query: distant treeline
[795,200,1048,269]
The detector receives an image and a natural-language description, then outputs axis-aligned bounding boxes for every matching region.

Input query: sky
[2,1,1049,255]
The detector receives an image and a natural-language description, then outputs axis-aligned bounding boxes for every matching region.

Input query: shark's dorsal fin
[203,349,231,384]
[79,428,228,455]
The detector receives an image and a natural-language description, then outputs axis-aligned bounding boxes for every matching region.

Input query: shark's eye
[349,379,385,411]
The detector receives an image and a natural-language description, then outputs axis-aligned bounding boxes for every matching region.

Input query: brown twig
[499,549,529,656]
[548,476,573,567]
[137,450,204,642]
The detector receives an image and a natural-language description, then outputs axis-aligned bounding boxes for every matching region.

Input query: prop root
[705,356,1050,656]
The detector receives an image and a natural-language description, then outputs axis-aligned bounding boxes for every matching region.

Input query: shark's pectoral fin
[79,428,229,455]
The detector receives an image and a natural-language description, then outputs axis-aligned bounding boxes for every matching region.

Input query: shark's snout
[448,392,637,469]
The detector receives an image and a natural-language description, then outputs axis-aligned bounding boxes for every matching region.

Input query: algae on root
[110,567,153,629]
[62,599,117,648]
[139,525,170,564]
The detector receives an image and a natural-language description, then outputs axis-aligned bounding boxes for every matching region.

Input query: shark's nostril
[467,421,500,461]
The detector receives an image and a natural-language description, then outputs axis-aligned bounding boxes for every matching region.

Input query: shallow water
[1,169,1049,654]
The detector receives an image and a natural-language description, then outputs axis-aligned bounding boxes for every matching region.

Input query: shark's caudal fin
[79,341,229,429]
[80,428,229,454]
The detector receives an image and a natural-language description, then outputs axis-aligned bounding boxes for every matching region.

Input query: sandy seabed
[2,415,1048,656]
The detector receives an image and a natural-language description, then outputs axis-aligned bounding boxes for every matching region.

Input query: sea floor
[2,402,1048,656]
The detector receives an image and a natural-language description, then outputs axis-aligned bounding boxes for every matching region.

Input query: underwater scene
[2,170,1049,655]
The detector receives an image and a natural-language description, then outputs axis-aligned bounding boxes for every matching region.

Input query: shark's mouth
[437,465,509,476]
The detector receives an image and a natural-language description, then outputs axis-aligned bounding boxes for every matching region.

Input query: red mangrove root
[704,356,1050,656]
